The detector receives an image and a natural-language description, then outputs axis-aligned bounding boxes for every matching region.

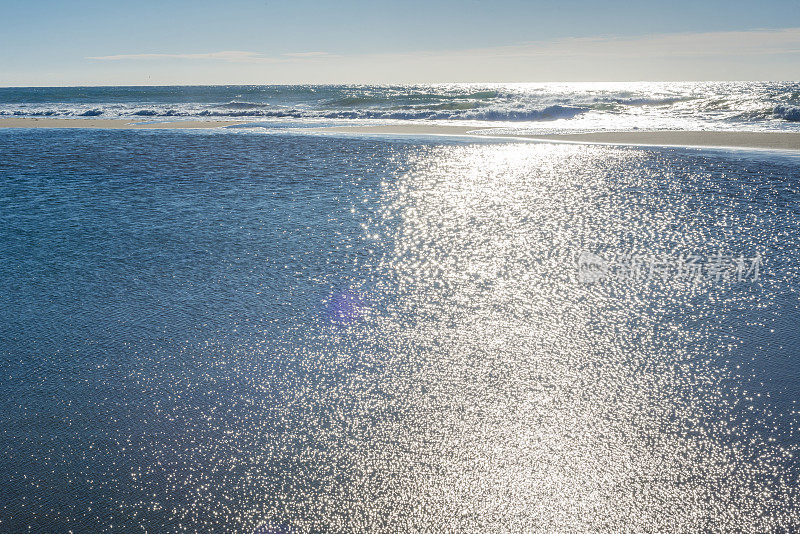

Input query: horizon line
[1,79,799,89]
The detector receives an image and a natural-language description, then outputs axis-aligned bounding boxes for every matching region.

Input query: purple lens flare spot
[327,289,365,324]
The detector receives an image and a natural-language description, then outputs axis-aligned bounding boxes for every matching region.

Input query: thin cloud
[482,27,800,59]
[87,50,340,63]
[282,51,339,58]
[87,51,279,63]
[87,28,800,64]
[79,28,800,83]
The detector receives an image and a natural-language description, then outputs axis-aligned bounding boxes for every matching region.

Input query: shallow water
[1,130,800,532]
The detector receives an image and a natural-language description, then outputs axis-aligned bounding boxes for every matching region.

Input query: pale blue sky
[2,0,799,85]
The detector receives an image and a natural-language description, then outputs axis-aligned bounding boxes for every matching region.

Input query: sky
[1,0,799,85]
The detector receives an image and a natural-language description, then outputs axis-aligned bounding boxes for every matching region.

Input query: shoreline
[306,124,800,151]
[2,118,799,151]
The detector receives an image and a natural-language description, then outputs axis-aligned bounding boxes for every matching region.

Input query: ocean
[1,85,800,532]
[1,82,800,131]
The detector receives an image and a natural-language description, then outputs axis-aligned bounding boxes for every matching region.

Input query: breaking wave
[0,104,588,122]
[774,105,800,122]
[1,82,800,129]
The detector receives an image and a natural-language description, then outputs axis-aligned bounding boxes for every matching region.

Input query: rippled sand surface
[1,130,799,532]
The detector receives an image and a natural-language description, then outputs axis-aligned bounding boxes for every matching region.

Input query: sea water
[1,101,800,531]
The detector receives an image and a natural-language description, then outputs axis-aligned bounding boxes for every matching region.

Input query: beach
[5,0,800,527]
[307,124,800,150]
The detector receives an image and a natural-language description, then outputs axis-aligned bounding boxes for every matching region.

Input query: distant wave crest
[219,101,273,110]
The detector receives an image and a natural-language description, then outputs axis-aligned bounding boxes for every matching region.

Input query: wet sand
[307,124,800,151]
